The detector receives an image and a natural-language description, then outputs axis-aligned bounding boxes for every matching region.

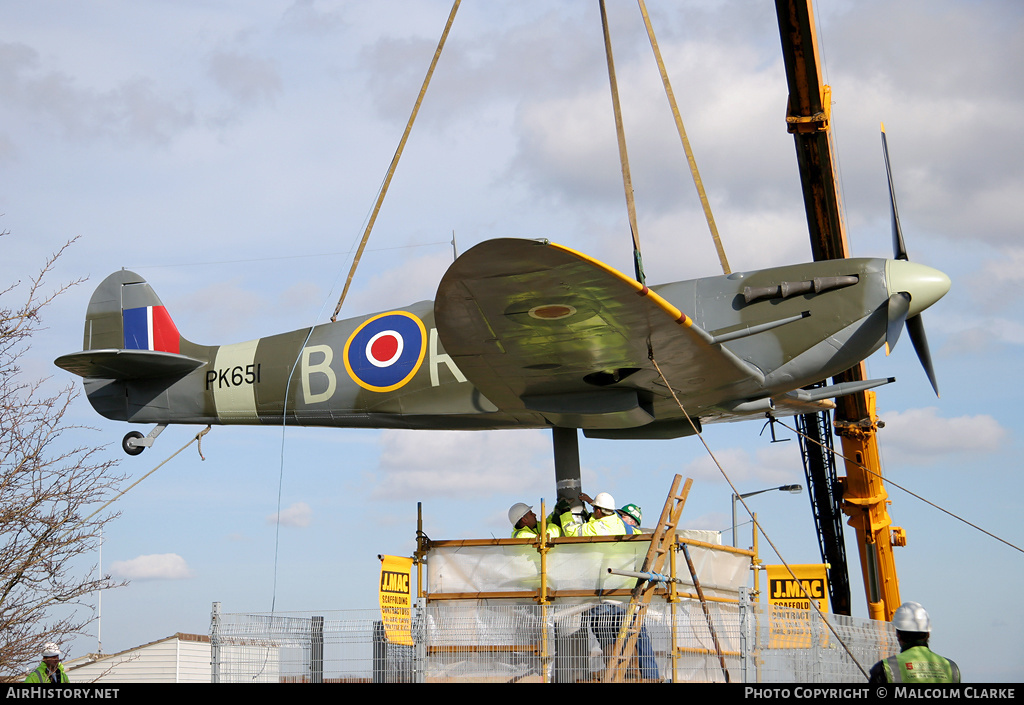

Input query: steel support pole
[552,426,581,503]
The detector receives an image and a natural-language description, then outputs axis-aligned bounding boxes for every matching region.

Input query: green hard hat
[620,503,642,524]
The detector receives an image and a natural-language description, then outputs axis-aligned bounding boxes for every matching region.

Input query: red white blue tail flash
[123,306,180,354]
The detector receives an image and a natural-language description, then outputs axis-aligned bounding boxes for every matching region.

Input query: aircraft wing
[434,238,761,428]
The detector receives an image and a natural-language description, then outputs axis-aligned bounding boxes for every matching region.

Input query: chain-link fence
[210,608,411,683]
[210,598,897,683]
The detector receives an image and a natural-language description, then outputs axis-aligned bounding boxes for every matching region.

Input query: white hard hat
[42,643,60,658]
[592,492,616,512]
[508,503,532,526]
[892,602,931,633]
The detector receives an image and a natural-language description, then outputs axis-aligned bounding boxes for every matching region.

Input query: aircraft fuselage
[58,242,948,440]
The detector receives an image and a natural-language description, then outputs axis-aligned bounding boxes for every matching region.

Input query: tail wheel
[122,431,145,456]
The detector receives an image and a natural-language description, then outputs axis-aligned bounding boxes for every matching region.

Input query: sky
[2,0,1022,682]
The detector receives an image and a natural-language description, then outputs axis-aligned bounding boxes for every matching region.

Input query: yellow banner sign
[379,555,413,646]
[765,564,829,649]
[766,563,829,612]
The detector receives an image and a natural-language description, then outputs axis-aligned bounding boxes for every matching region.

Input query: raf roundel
[343,311,427,392]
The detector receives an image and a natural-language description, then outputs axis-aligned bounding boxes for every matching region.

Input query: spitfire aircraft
[56,236,949,490]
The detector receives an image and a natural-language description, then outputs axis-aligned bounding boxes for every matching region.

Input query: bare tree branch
[0,236,126,674]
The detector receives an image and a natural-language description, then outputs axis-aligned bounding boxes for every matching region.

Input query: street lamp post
[731,484,803,548]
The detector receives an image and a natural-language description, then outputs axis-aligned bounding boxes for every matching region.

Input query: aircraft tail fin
[55,270,207,380]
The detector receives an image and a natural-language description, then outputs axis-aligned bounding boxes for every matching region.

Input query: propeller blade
[885,292,911,355]
[906,314,939,397]
[881,124,909,261]
[881,127,941,396]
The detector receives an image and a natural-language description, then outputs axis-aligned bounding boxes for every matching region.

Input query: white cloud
[682,511,729,534]
[206,51,281,107]
[110,553,193,581]
[346,250,453,315]
[174,278,272,344]
[0,40,195,145]
[681,441,803,488]
[816,1,1024,247]
[956,317,1024,349]
[967,247,1024,310]
[267,501,313,528]
[371,428,551,500]
[281,0,347,37]
[880,406,1007,465]
[982,247,1024,285]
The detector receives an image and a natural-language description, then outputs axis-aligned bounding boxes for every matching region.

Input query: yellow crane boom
[775,0,902,621]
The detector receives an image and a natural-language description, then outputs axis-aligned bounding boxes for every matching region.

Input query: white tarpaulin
[426,532,749,599]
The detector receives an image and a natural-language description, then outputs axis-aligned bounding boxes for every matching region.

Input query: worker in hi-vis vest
[560,492,627,536]
[24,644,70,684]
[508,502,561,539]
[869,602,960,683]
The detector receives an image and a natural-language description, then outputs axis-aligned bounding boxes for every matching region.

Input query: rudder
[56,270,206,381]
[83,270,184,353]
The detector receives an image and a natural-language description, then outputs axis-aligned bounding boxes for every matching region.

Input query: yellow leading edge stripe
[549,242,693,327]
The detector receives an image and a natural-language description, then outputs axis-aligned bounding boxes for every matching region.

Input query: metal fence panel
[211,600,896,683]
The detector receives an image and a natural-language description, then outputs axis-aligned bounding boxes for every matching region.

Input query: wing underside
[434,238,761,429]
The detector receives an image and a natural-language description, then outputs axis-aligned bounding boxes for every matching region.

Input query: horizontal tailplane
[55,349,205,380]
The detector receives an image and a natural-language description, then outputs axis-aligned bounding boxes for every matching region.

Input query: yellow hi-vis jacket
[24,662,69,683]
[511,520,562,539]
[559,511,627,537]
[873,645,960,683]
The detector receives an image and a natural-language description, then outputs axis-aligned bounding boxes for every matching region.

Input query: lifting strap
[637,0,731,274]
[331,1,461,322]
[599,0,645,286]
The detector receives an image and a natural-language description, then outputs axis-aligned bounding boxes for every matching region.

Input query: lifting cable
[648,353,870,679]
[268,0,461,612]
[636,0,731,275]
[599,0,645,286]
[8,426,211,612]
[329,0,461,322]
[98,427,212,519]
[775,417,1024,555]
